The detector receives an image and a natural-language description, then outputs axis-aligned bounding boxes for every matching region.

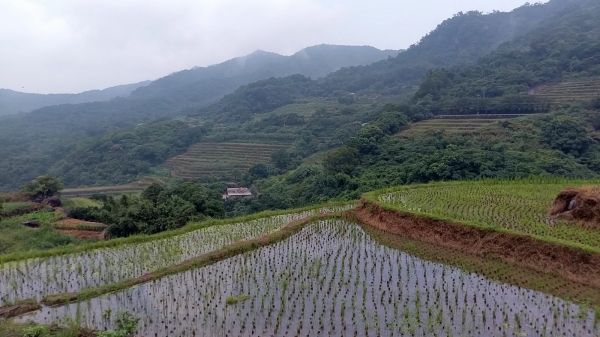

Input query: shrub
[22,176,64,202]
[22,325,49,337]
[97,312,139,337]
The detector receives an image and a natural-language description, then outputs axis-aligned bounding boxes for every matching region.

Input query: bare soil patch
[54,218,107,240]
[56,229,105,240]
[0,300,41,319]
[550,187,600,229]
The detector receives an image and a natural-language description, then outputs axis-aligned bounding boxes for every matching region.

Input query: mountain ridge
[0,81,151,116]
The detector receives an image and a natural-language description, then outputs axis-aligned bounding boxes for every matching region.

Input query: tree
[541,115,592,156]
[324,146,360,175]
[22,176,64,201]
[142,183,164,204]
[248,163,270,179]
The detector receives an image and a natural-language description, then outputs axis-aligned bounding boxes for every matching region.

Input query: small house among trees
[222,187,253,200]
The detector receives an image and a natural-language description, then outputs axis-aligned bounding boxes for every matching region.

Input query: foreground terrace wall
[355,200,600,289]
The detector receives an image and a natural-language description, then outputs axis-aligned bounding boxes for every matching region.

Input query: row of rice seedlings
[20,220,598,337]
[0,205,353,306]
[375,181,600,250]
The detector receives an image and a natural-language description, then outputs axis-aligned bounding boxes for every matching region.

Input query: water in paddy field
[18,220,598,337]
[0,209,336,306]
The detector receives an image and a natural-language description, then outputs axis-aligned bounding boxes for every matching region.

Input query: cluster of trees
[69,181,224,237]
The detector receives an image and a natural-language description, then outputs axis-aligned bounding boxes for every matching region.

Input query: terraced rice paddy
[19,220,598,337]
[372,179,600,252]
[165,142,289,180]
[531,77,600,105]
[400,114,525,136]
[0,205,352,306]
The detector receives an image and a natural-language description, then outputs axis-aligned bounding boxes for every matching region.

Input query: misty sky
[1,0,545,94]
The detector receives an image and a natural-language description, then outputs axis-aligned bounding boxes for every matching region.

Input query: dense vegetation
[1,0,599,223]
[68,181,224,237]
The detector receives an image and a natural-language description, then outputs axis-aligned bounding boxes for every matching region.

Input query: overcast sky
[0,0,544,94]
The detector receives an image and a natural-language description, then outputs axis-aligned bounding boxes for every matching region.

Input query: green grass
[1,201,36,213]
[61,197,102,209]
[365,178,600,253]
[0,211,78,255]
[226,294,252,305]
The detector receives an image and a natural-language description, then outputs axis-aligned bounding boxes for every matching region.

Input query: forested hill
[414,0,600,115]
[0,45,395,189]
[317,0,580,94]
[0,81,150,116]
[1,0,598,190]
[195,0,586,123]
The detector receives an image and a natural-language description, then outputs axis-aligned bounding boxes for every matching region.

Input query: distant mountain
[128,45,398,109]
[0,81,150,116]
[0,44,396,189]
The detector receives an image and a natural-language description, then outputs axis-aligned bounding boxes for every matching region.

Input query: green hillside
[0,46,394,189]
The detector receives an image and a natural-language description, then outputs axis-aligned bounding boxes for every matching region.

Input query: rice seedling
[0,204,353,306]
[18,220,598,337]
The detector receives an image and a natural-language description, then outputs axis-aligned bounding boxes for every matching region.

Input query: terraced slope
[400,114,526,136]
[367,179,600,252]
[166,142,289,180]
[531,77,600,105]
[61,178,160,197]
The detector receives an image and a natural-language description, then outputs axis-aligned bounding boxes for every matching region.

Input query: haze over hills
[130,45,398,109]
[0,81,150,116]
[0,44,395,119]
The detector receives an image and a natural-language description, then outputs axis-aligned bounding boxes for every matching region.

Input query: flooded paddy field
[0,207,351,306]
[18,220,598,337]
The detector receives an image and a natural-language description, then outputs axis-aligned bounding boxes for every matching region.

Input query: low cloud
[0,0,538,93]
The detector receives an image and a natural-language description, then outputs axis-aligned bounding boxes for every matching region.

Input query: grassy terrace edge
[0,200,354,265]
[363,178,600,254]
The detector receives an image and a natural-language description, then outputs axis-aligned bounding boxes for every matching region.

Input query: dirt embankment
[550,187,600,229]
[355,200,600,289]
